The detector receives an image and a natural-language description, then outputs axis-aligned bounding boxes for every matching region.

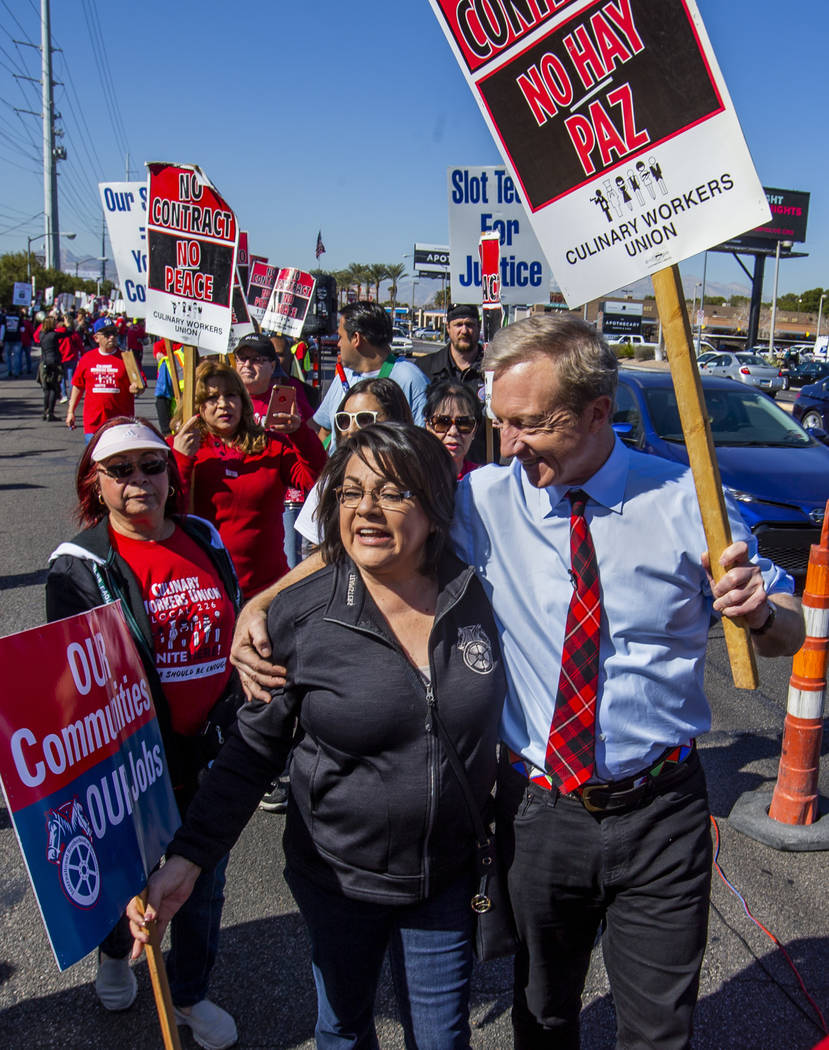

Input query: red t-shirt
[110,524,235,736]
[171,426,326,599]
[72,349,135,432]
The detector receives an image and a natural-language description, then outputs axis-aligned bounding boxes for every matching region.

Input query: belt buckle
[578,784,611,813]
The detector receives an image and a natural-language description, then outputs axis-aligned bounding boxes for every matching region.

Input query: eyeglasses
[428,414,476,434]
[97,457,168,481]
[334,485,414,510]
[334,410,379,432]
[236,355,270,365]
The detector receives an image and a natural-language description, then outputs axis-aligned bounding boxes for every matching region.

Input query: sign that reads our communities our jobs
[448,166,553,306]
[99,182,148,317]
[146,163,238,354]
[0,603,179,970]
[429,0,771,306]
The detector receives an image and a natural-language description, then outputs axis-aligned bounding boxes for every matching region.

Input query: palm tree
[331,269,352,306]
[347,263,372,301]
[385,263,407,315]
[366,263,389,303]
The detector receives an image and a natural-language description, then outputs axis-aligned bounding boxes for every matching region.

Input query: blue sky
[0,0,825,304]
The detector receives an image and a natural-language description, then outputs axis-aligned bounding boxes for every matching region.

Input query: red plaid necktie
[545,489,600,793]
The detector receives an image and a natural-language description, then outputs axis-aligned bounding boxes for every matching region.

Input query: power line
[79,0,129,159]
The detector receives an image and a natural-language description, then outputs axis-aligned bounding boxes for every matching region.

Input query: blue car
[614,366,829,576]
[792,375,829,433]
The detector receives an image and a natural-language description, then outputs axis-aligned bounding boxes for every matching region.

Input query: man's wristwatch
[749,602,776,636]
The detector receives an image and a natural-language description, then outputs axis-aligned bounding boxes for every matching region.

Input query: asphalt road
[0,366,826,1050]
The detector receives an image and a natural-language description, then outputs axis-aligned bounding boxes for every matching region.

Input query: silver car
[698,351,783,396]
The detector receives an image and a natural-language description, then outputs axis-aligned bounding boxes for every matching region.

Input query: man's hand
[702,541,768,627]
[702,540,805,656]
[230,593,286,702]
[127,855,201,957]
[231,553,326,701]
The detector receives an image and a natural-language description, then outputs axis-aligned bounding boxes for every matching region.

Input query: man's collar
[521,435,630,519]
[449,342,484,373]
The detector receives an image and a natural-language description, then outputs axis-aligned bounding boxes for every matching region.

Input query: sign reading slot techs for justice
[0,603,179,970]
[146,162,239,354]
[429,0,771,307]
[448,166,552,306]
[99,182,148,318]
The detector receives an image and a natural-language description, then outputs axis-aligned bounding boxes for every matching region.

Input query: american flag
[315,231,326,259]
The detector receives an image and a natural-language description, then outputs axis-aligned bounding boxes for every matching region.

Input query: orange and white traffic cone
[729,502,829,850]
[768,505,829,825]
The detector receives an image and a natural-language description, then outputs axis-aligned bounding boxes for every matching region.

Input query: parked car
[391,328,413,354]
[414,327,442,340]
[613,367,829,576]
[793,376,829,433]
[782,359,829,391]
[697,351,783,395]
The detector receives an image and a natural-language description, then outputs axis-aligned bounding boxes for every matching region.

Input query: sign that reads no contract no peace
[429,0,771,306]
[146,163,239,354]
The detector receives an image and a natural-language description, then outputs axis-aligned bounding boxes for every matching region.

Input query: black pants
[42,381,60,418]
[496,752,712,1050]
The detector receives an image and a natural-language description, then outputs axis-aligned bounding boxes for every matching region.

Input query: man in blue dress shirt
[451,315,804,1050]
[229,314,804,1050]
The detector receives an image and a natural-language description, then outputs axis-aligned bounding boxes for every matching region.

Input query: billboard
[414,243,450,278]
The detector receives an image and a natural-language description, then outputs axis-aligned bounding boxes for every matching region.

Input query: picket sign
[652,265,758,688]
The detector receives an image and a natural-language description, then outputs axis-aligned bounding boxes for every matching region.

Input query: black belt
[506,743,697,815]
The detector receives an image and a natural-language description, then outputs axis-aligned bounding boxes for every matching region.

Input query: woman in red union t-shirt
[170,360,325,600]
[46,417,241,1049]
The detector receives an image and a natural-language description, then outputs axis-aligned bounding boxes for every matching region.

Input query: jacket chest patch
[456,624,493,675]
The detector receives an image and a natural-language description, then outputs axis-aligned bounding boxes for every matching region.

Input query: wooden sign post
[652,265,758,689]
[132,892,183,1050]
[122,349,146,394]
[181,345,198,421]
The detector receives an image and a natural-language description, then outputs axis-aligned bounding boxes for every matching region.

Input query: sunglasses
[236,354,271,365]
[334,410,379,431]
[98,457,168,481]
[428,414,476,434]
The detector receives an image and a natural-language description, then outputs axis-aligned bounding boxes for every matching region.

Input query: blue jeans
[61,363,75,400]
[100,854,228,1008]
[6,341,22,376]
[282,502,304,569]
[286,868,474,1050]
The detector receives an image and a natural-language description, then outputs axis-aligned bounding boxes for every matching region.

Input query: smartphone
[265,384,297,428]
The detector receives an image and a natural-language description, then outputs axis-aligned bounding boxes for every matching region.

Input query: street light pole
[697,252,708,354]
[817,293,827,343]
[27,230,75,282]
[768,239,792,356]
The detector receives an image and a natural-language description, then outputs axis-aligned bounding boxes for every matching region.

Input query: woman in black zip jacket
[38,316,63,420]
[129,423,507,1050]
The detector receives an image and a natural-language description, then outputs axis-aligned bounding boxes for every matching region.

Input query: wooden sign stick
[181,346,198,422]
[651,264,758,689]
[132,892,183,1050]
[122,349,146,394]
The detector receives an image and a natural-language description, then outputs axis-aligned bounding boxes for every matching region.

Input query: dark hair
[335,377,414,429]
[424,379,481,423]
[75,416,182,526]
[316,422,456,576]
[339,301,393,349]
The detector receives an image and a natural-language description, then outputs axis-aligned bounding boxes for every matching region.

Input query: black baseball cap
[234,333,276,360]
[446,304,480,324]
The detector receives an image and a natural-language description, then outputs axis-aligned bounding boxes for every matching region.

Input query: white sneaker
[95,951,138,1011]
[174,999,238,1049]
[59,395,68,403]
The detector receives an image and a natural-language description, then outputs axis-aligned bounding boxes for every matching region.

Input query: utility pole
[41,0,61,270]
